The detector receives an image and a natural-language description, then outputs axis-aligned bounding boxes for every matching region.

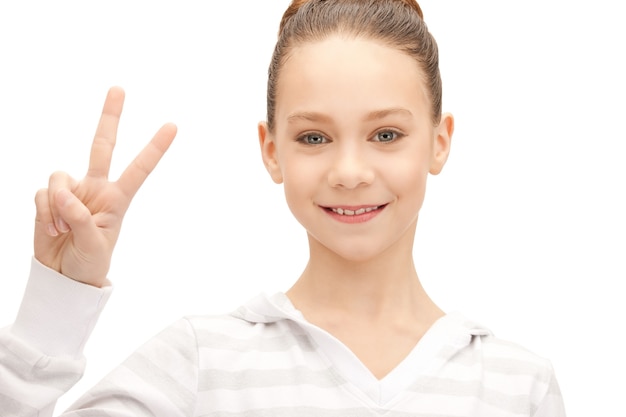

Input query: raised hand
[33,87,177,288]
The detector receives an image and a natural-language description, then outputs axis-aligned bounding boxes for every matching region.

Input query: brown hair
[266,0,441,132]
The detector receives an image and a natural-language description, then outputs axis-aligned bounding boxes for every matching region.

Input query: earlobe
[429,112,454,175]
[258,122,284,184]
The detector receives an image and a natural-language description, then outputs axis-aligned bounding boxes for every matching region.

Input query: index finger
[87,86,125,179]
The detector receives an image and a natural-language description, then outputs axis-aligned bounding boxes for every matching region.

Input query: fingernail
[57,218,70,233]
[47,223,59,237]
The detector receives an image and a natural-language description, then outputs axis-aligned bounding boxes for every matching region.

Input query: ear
[258,122,284,184]
[429,112,454,175]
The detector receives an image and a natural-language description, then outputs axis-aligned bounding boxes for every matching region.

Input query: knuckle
[48,170,72,186]
[49,170,67,179]
[34,188,48,202]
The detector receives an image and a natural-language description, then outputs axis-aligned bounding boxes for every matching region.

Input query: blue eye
[298,133,327,145]
[374,130,398,143]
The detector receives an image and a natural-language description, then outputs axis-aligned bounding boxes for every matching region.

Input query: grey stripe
[483,357,552,381]
[528,371,563,415]
[452,350,550,375]
[546,372,562,396]
[198,407,463,417]
[157,322,197,360]
[446,346,553,382]
[199,367,342,391]
[0,392,37,417]
[411,376,532,414]
[73,408,116,417]
[72,380,155,417]
[195,331,315,353]
[123,352,196,414]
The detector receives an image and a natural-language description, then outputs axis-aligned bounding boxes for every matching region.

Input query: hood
[231,292,494,405]
[233,292,492,337]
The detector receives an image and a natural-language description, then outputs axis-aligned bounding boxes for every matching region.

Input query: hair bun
[279,0,310,35]
[399,0,424,20]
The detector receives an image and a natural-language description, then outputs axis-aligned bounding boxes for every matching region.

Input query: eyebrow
[364,108,413,121]
[286,108,413,124]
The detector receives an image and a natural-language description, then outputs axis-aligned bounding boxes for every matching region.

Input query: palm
[33,87,176,287]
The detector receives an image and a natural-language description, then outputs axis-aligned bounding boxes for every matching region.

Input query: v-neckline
[268,292,474,406]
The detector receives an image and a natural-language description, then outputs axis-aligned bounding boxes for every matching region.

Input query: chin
[319,241,392,264]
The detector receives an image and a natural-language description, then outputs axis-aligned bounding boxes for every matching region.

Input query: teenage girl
[0,0,566,415]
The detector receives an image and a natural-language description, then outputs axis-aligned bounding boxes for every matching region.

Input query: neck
[287,227,442,322]
[286,226,445,380]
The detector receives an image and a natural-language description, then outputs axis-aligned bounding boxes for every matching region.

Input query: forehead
[275,36,431,123]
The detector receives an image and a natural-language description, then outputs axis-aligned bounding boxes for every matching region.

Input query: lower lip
[324,206,385,224]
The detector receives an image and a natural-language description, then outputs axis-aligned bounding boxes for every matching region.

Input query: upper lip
[322,204,384,210]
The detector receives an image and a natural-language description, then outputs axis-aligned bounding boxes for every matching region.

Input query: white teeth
[331,206,379,216]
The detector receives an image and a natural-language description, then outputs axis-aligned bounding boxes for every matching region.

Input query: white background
[1,1,624,415]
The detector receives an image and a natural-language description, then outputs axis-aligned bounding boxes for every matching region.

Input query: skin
[259,36,454,379]
[34,87,177,288]
[34,37,453,381]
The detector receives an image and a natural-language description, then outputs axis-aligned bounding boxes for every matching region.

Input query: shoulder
[475,335,555,378]
[444,312,555,380]
[436,313,565,415]
[180,292,318,350]
[474,334,562,404]
[473,335,564,416]
[182,311,314,352]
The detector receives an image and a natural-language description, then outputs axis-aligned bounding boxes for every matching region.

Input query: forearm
[0,258,111,416]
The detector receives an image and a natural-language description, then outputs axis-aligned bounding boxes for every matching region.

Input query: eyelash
[296,132,328,145]
[295,129,405,145]
[373,129,404,143]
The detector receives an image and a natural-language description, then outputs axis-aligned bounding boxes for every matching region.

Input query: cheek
[280,147,333,185]
[281,158,321,204]
[386,152,430,200]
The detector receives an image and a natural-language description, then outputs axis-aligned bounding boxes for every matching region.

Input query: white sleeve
[64,317,199,417]
[0,258,112,417]
[532,366,567,417]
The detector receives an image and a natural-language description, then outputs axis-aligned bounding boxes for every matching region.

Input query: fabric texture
[0,260,566,417]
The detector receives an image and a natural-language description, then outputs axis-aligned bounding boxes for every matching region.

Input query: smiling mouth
[329,205,383,216]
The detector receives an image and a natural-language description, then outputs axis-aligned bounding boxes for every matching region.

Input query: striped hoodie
[0,259,565,416]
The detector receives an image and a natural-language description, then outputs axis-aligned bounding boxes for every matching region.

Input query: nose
[327,144,375,189]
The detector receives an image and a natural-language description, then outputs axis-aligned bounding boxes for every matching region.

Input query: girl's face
[260,36,453,262]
